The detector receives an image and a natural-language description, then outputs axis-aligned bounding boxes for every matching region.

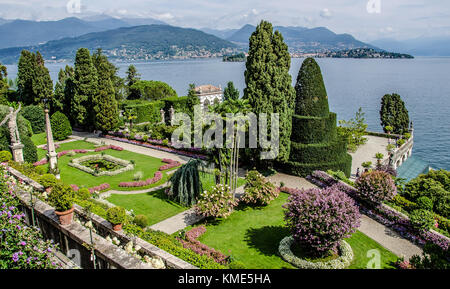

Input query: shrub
[397,139,406,147]
[133,171,144,181]
[21,135,38,163]
[195,184,238,219]
[133,215,149,228]
[241,170,279,206]
[179,226,228,264]
[48,183,74,212]
[355,171,397,204]
[50,112,72,141]
[21,105,45,134]
[0,150,12,162]
[228,260,246,269]
[37,174,58,189]
[106,207,126,225]
[393,195,417,212]
[284,187,360,254]
[76,188,91,200]
[409,209,435,231]
[410,243,450,269]
[417,196,433,211]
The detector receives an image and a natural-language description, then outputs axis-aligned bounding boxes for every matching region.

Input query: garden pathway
[349,135,390,180]
[268,172,423,260]
[149,185,245,235]
[36,136,79,148]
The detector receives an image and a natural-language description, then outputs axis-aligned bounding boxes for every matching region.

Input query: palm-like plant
[167,159,205,206]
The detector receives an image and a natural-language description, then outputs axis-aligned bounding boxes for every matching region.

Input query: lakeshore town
[0,19,449,272]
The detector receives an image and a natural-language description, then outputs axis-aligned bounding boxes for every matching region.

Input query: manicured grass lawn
[36,140,174,191]
[196,192,398,269]
[31,133,47,146]
[200,172,246,192]
[107,189,187,225]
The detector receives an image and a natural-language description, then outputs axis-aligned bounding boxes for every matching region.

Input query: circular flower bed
[279,236,354,269]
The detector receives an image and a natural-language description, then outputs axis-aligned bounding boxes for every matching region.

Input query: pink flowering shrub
[159,159,181,171]
[33,159,48,166]
[284,187,361,254]
[88,183,110,193]
[119,171,163,188]
[94,145,123,152]
[70,184,79,192]
[355,171,397,204]
[241,170,279,206]
[178,226,228,264]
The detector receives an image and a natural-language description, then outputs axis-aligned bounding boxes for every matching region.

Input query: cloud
[154,13,175,20]
[320,8,332,19]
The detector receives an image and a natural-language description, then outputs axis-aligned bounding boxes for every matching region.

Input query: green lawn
[196,192,398,269]
[107,189,187,225]
[36,140,174,191]
[200,172,246,192]
[31,133,47,146]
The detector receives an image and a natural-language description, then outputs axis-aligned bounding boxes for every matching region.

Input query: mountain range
[0,15,166,49]
[0,25,239,63]
[371,37,450,56]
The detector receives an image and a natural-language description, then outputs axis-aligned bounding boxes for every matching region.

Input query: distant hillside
[372,37,450,56]
[0,25,240,64]
[0,15,167,49]
[199,28,238,40]
[324,48,414,59]
[226,24,377,52]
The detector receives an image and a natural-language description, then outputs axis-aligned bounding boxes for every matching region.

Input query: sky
[0,0,449,41]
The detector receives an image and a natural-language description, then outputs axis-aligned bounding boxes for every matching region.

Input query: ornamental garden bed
[189,192,398,269]
[35,140,178,192]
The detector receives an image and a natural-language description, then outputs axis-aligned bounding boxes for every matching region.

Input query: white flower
[151,257,166,269]
[106,236,112,243]
[85,221,93,229]
[125,241,134,254]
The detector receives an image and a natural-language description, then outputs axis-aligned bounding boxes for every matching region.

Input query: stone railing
[5,165,197,269]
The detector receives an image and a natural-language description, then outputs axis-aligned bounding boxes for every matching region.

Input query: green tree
[17,50,36,105]
[52,65,74,114]
[126,65,141,99]
[33,52,53,105]
[286,58,352,177]
[380,93,410,134]
[223,81,240,101]
[186,83,200,117]
[130,80,177,101]
[243,21,295,164]
[338,107,368,152]
[92,49,124,102]
[71,48,98,130]
[50,111,72,141]
[94,62,119,132]
[0,63,8,105]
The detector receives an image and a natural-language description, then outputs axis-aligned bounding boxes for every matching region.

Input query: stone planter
[55,207,75,225]
[113,223,123,231]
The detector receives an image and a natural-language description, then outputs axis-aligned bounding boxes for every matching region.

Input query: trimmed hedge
[289,138,347,163]
[21,105,46,134]
[122,100,164,124]
[283,153,352,178]
[161,96,190,116]
[51,111,72,141]
[290,113,337,144]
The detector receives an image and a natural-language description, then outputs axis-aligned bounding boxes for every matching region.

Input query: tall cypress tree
[126,65,141,99]
[71,48,98,130]
[95,62,119,132]
[380,93,409,134]
[92,49,124,101]
[286,58,352,177]
[33,51,53,105]
[0,63,7,105]
[52,65,74,114]
[17,50,36,105]
[243,20,295,163]
[223,81,240,101]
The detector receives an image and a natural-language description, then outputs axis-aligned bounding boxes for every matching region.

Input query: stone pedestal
[48,151,58,172]
[10,143,24,163]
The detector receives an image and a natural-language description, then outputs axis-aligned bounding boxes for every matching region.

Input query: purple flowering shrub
[355,171,397,204]
[284,187,361,254]
[0,167,58,269]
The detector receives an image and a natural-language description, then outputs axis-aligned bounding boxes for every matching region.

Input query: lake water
[5,57,450,170]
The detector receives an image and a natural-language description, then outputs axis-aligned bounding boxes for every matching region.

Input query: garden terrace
[34,140,180,191]
[188,192,398,269]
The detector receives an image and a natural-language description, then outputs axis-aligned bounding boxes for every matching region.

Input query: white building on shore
[194,85,224,110]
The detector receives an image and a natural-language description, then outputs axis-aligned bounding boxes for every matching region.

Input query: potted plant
[48,183,75,225]
[362,161,373,172]
[106,207,126,231]
[375,153,384,167]
[38,174,59,193]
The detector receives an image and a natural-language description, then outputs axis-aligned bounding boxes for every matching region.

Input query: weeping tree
[167,159,205,206]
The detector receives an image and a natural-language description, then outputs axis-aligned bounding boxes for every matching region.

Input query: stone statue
[160,108,165,124]
[170,106,175,124]
[0,104,22,145]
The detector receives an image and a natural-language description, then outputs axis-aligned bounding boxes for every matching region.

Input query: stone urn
[112,223,123,231]
[55,207,75,225]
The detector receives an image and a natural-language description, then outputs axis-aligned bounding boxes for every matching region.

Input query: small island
[223,52,247,62]
[324,48,414,59]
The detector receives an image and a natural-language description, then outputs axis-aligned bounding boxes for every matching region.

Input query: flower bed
[68,154,134,177]
[119,171,163,188]
[178,226,228,265]
[103,133,209,160]
[94,145,124,152]
[159,159,181,171]
[41,144,60,150]
[278,236,353,269]
[33,149,89,167]
[308,170,450,252]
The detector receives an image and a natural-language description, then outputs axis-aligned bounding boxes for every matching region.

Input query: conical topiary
[285,58,352,177]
